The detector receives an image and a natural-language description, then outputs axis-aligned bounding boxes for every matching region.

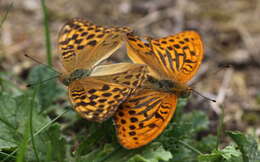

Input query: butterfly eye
[140,36,151,43]
[180,90,191,98]
[62,78,71,86]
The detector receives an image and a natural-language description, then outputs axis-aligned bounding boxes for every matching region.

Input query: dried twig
[210,68,233,114]
[130,9,163,29]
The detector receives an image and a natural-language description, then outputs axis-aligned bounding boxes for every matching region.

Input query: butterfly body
[146,75,191,98]
[61,69,92,86]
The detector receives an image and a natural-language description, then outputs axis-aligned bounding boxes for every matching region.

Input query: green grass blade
[16,121,30,162]
[29,87,40,162]
[40,0,52,66]
[178,140,203,155]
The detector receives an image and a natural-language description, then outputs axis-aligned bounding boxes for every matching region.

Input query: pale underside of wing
[91,63,147,89]
[113,89,177,149]
[89,63,148,102]
[68,78,132,122]
[151,31,204,83]
[58,18,132,73]
[126,34,169,80]
[91,63,146,76]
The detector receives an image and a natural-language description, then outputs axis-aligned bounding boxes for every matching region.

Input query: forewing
[68,78,132,122]
[151,31,204,83]
[58,18,131,73]
[126,34,168,79]
[113,89,177,149]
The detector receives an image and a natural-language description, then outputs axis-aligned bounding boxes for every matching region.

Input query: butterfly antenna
[191,88,216,102]
[212,64,232,76]
[24,52,62,87]
[24,52,61,74]
[190,64,232,86]
[189,65,231,102]
[27,74,60,87]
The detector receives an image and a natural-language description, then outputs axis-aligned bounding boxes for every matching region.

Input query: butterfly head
[161,80,191,98]
[60,69,92,86]
[179,87,192,98]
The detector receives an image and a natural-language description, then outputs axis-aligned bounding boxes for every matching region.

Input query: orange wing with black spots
[68,63,148,122]
[127,31,203,83]
[69,78,132,122]
[115,31,204,149]
[58,18,132,73]
[114,89,177,149]
[151,31,203,83]
[126,33,168,80]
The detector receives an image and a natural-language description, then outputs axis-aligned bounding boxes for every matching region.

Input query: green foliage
[77,142,171,162]
[227,131,260,162]
[1,66,260,161]
[0,91,49,152]
[158,99,260,162]
[127,143,172,162]
[27,65,65,110]
[196,135,217,153]
[158,100,211,162]
[197,131,260,162]
[198,145,242,162]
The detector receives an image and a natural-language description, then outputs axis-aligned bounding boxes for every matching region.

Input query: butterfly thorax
[60,69,92,86]
[146,75,191,98]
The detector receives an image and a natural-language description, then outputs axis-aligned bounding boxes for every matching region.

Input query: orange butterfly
[58,18,147,122]
[113,31,204,149]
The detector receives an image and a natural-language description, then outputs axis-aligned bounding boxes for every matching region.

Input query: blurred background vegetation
[0,0,260,161]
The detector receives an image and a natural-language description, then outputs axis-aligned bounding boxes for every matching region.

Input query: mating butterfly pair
[57,18,203,149]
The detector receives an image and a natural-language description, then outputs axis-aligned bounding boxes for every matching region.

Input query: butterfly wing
[58,18,131,73]
[68,63,147,122]
[127,31,203,83]
[113,89,177,149]
[151,31,204,83]
[91,63,147,89]
[126,34,169,80]
[68,78,132,122]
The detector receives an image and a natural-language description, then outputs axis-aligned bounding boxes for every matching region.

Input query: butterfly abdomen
[146,75,190,97]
